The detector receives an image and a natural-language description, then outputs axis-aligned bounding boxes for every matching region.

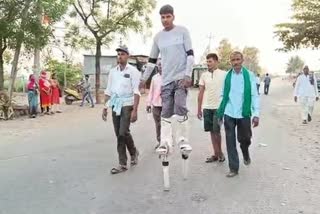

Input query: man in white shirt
[294,65,319,124]
[102,46,141,174]
[197,53,226,163]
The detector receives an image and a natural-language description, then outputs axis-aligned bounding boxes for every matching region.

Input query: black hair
[206,53,219,61]
[159,4,174,15]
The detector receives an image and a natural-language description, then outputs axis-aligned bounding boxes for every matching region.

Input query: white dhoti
[299,96,315,121]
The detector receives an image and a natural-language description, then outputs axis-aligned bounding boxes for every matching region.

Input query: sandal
[205,155,219,163]
[110,165,128,174]
[131,150,139,166]
[219,154,226,162]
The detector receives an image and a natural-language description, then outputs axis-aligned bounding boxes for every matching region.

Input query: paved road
[0,79,319,214]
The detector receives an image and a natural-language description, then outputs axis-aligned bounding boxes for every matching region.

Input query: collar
[117,63,129,71]
[208,68,219,73]
[232,67,243,74]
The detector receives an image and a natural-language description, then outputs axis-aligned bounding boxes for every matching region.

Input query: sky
[102,0,320,74]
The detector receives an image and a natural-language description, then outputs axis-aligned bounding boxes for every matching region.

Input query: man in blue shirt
[217,51,260,178]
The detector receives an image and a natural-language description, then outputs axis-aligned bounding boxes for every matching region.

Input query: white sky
[103,0,320,74]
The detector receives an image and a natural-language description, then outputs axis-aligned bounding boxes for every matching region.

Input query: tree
[45,59,82,87]
[275,0,320,51]
[0,0,70,99]
[69,0,156,103]
[286,56,304,74]
[217,39,233,71]
[243,47,262,74]
[0,0,23,90]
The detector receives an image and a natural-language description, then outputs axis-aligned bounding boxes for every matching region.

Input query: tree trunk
[8,0,32,101]
[95,39,102,104]
[8,42,23,100]
[0,54,4,91]
[0,38,6,90]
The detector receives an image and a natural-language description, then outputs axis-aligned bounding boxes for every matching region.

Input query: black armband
[186,50,194,56]
[148,58,157,64]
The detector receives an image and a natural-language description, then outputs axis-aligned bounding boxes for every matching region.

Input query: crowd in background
[27,71,62,118]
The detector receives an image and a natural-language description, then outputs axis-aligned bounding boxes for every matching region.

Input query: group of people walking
[27,71,62,118]
[102,4,260,178]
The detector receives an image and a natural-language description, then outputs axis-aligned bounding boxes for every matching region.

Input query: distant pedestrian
[264,73,271,95]
[50,73,62,113]
[294,66,319,124]
[27,74,39,118]
[256,73,261,95]
[39,71,52,115]
[80,75,94,108]
[146,59,162,149]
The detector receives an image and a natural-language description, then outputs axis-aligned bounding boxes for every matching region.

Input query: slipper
[219,154,226,162]
[131,150,139,166]
[205,155,218,163]
[110,165,127,174]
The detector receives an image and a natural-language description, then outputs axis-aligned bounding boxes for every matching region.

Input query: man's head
[156,58,162,75]
[85,74,89,80]
[206,53,219,71]
[230,51,244,71]
[303,65,309,75]
[159,4,174,30]
[266,73,269,76]
[116,46,130,65]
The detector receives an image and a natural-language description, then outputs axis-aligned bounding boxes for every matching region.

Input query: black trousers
[264,84,270,95]
[224,115,252,172]
[112,106,137,166]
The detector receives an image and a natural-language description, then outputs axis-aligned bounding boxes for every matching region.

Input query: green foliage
[216,39,262,73]
[217,39,233,71]
[286,56,305,74]
[243,47,262,74]
[45,59,82,87]
[275,0,320,51]
[68,0,156,102]
[67,0,156,48]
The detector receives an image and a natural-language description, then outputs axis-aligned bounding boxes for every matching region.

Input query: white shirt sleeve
[105,69,113,96]
[293,76,301,97]
[131,68,142,96]
[250,72,260,118]
[314,74,319,97]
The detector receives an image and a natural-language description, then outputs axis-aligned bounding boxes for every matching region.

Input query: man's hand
[181,76,192,88]
[316,97,319,101]
[197,109,203,120]
[146,106,152,113]
[102,108,108,121]
[130,110,138,123]
[294,96,298,102]
[252,117,259,128]
[139,80,146,91]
